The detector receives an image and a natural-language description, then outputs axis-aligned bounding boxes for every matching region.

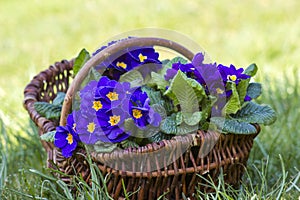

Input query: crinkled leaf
[73,48,90,76]
[136,125,160,138]
[151,104,167,119]
[52,92,66,106]
[93,141,118,153]
[176,112,183,125]
[211,117,257,134]
[164,70,204,125]
[176,123,198,135]
[233,102,277,125]
[142,86,164,105]
[120,139,139,149]
[223,83,241,115]
[247,82,262,99]
[119,70,144,88]
[34,102,62,120]
[186,77,206,101]
[40,131,56,142]
[244,63,258,77]
[183,111,202,126]
[124,118,137,134]
[148,132,167,143]
[148,72,169,90]
[237,79,250,103]
[160,113,177,134]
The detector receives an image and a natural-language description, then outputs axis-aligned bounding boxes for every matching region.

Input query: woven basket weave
[23,37,260,200]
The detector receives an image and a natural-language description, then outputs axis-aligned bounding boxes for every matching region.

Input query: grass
[1,0,300,199]
[1,74,300,199]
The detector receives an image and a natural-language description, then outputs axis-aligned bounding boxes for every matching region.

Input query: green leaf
[93,141,118,153]
[119,70,144,88]
[34,102,62,120]
[141,86,164,105]
[139,125,160,138]
[151,104,167,119]
[247,82,262,99]
[124,118,160,138]
[183,111,202,126]
[148,132,167,143]
[244,63,258,77]
[186,77,206,101]
[120,139,139,149]
[81,67,102,87]
[148,72,169,90]
[223,83,241,115]
[89,67,102,81]
[52,92,66,106]
[233,102,277,125]
[211,117,257,134]
[160,114,177,134]
[73,48,90,76]
[176,112,183,125]
[124,118,138,134]
[237,79,250,103]
[164,70,204,119]
[176,123,198,135]
[40,131,56,142]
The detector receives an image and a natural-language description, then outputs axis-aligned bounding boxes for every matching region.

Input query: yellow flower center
[228,75,237,82]
[138,53,147,62]
[216,88,224,94]
[66,133,73,145]
[106,92,119,101]
[116,61,127,69]
[132,109,143,119]
[109,115,121,126]
[92,100,103,111]
[87,122,96,133]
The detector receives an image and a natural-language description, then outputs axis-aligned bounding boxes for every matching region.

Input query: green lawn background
[1,0,299,121]
[1,0,300,198]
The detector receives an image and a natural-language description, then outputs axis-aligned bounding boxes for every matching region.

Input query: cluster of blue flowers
[55,46,162,157]
[54,42,252,158]
[165,53,251,115]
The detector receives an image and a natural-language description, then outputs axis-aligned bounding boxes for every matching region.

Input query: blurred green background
[1,0,299,123]
[1,0,300,198]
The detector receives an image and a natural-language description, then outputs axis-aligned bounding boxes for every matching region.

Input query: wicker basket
[23,37,260,200]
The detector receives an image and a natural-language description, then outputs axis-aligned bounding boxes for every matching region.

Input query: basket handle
[60,37,195,125]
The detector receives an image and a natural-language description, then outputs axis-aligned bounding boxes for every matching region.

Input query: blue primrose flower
[54,113,80,158]
[165,62,195,81]
[191,53,222,86]
[126,88,162,128]
[77,76,133,144]
[97,108,130,142]
[93,39,161,81]
[75,110,106,144]
[217,64,250,84]
[164,53,222,89]
[95,76,132,108]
